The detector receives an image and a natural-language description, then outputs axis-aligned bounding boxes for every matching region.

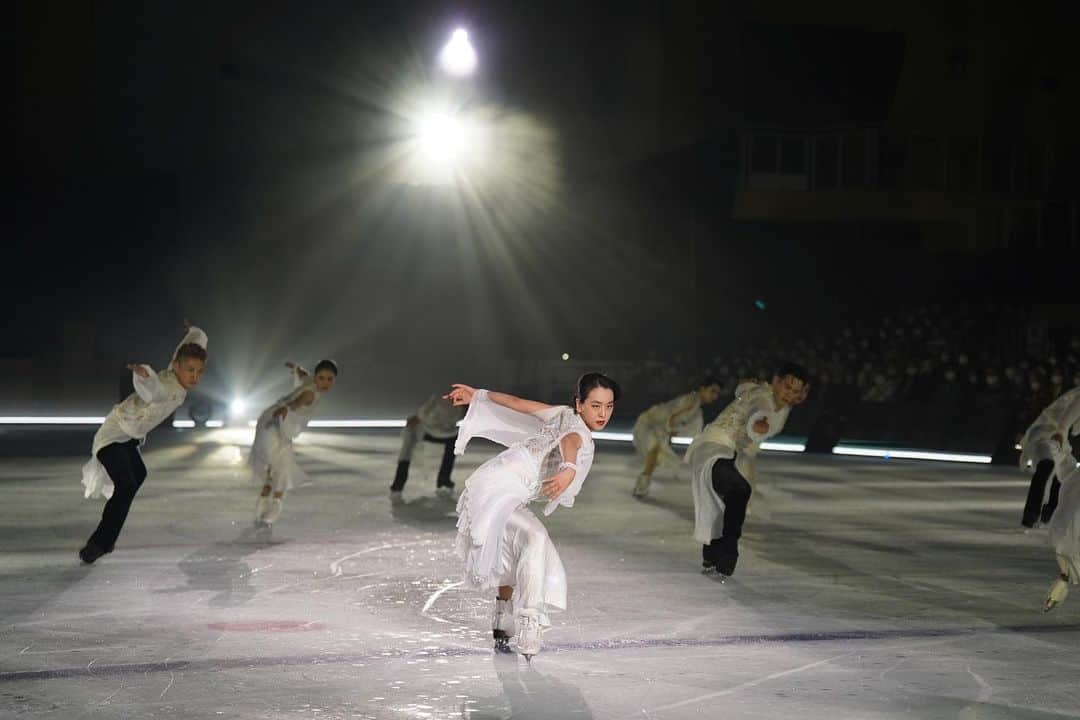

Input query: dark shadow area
[154,526,275,607]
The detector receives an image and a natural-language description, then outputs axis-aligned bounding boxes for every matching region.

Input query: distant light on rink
[308,420,408,428]
[833,445,992,464]
[0,416,105,425]
[172,419,196,428]
[596,433,805,453]
[206,420,224,428]
[439,28,477,76]
[593,431,634,442]
[761,441,807,452]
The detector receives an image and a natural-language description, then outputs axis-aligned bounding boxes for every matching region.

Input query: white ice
[0,429,1077,719]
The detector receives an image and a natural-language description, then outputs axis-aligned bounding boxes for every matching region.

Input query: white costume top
[1020,386,1080,470]
[81,326,208,500]
[416,394,466,439]
[250,365,322,490]
[454,390,594,594]
[684,382,790,544]
[633,391,705,466]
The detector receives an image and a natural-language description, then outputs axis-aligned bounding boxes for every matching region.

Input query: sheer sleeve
[132,365,167,403]
[454,390,545,455]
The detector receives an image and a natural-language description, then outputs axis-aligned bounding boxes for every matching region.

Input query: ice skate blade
[701,567,729,583]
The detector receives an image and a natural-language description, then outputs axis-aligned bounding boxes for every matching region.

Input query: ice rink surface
[1,428,1077,719]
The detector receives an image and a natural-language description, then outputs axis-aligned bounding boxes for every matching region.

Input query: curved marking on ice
[421,580,463,624]
[329,540,429,577]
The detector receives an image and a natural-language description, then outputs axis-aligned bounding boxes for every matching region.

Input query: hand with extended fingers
[285,361,309,379]
[444,384,476,407]
[541,468,574,501]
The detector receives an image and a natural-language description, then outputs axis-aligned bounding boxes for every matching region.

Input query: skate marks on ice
[3,621,1078,683]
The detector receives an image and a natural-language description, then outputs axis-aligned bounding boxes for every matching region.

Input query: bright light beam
[0,416,106,425]
[439,28,477,76]
[832,445,992,464]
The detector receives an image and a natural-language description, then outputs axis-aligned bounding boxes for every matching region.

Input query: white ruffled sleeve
[132,365,166,403]
[454,390,545,455]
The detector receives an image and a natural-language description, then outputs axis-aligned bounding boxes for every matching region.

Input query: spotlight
[561,353,571,361]
[415,110,468,166]
[230,398,247,417]
[439,28,477,76]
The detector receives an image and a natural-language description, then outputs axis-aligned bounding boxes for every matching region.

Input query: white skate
[633,473,652,498]
[254,495,271,526]
[1044,575,1070,612]
[262,497,284,525]
[512,609,547,660]
[492,598,514,654]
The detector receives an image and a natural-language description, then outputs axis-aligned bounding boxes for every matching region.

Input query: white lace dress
[249,367,322,492]
[453,390,594,612]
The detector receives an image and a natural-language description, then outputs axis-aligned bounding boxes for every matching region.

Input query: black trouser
[704,456,752,560]
[1022,458,1061,527]
[391,434,456,491]
[87,439,147,552]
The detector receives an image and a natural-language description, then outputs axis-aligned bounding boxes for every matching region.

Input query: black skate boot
[78,541,108,565]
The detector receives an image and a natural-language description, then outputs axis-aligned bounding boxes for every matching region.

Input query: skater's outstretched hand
[126,363,151,379]
[272,405,289,422]
[444,384,476,406]
[752,418,770,435]
[285,362,309,379]
[540,468,574,501]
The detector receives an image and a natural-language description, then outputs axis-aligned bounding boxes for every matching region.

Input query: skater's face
[576,387,615,431]
[771,374,807,407]
[313,369,337,393]
[172,357,206,390]
[698,383,722,405]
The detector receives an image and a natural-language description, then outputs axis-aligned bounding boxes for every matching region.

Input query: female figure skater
[632,377,722,497]
[446,372,619,659]
[252,360,338,526]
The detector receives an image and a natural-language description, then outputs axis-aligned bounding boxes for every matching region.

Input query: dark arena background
[9,2,1080,718]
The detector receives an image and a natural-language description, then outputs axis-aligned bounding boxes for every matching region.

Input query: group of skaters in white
[77,323,1080,659]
